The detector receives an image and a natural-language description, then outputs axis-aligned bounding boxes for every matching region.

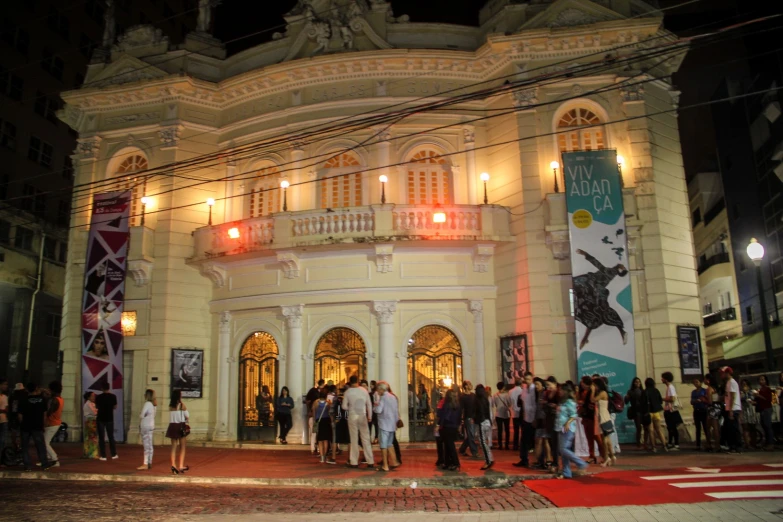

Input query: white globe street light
[747,237,765,266]
[748,237,775,370]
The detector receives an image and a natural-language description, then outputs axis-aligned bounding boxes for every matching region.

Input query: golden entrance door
[407,325,463,442]
[238,332,279,442]
[314,328,366,388]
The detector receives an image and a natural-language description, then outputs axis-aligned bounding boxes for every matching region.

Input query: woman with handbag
[166,389,189,475]
[591,377,616,466]
[661,372,682,450]
[313,389,334,465]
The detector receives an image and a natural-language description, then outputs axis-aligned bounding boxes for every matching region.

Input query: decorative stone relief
[106,112,160,125]
[512,88,538,109]
[571,84,584,96]
[372,301,397,325]
[277,252,301,279]
[374,244,393,273]
[469,300,483,323]
[201,262,227,287]
[546,229,571,260]
[158,125,182,148]
[219,310,231,335]
[473,245,494,273]
[127,260,153,286]
[462,127,475,144]
[113,25,169,53]
[281,304,304,329]
[620,83,645,102]
[76,137,102,160]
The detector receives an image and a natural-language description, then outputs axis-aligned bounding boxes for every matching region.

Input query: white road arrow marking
[671,479,783,488]
[643,471,783,481]
[686,467,721,473]
[706,491,783,499]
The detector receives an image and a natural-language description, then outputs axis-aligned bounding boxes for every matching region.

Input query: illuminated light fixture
[443,376,453,388]
[379,174,388,204]
[280,179,290,211]
[616,155,626,189]
[747,237,765,265]
[139,196,151,227]
[550,160,560,193]
[433,209,447,223]
[206,198,215,226]
[228,227,240,239]
[480,172,490,204]
[121,311,137,336]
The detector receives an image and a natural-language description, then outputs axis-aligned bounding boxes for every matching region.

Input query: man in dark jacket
[458,381,479,458]
[473,384,494,470]
[19,383,52,471]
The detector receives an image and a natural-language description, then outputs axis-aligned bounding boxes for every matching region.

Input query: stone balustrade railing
[190,204,512,261]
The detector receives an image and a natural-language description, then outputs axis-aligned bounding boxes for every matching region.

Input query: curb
[0,470,537,488]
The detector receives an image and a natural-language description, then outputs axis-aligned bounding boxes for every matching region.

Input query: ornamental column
[282,304,305,444]
[373,301,397,383]
[290,143,304,211]
[469,300,485,384]
[463,127,478,205]
[225,160,236,221]
[214,311,232,440]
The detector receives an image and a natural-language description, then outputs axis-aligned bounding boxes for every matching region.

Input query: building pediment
[518,0,625,31]
[89,54,169,88]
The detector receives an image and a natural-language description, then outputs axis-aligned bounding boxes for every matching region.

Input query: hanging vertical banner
[563,150,636,443]
[81,191,131,442]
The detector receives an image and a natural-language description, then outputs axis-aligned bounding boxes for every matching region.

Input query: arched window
[319,152,362,209]
[557,107,606,152]
[114,154,148,227]
[247,164,281,218]
[407,149,451,205]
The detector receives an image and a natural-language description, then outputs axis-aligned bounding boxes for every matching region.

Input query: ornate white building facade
[58,0,701,444]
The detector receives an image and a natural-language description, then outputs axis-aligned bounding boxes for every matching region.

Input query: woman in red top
[756,375,775,450]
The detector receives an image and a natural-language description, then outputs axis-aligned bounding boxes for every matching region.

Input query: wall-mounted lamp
[480,172,490,204]
[617,155,626,189]
[206,198,215,226]
[280,179,290,211]
[140,196,151,226]
[228,227,240,239]
[379,174,388,204]
[550,161,560,193]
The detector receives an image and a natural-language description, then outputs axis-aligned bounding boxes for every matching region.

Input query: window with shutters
[406,149,451,205]
[114,154,148,226]
[247,164,281,217]
[318,152,362,209]
[556,108,606,152]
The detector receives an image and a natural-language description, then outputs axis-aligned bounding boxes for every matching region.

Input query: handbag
[177,407,190,437]
[396,419,404,429]
[600,420,614,434]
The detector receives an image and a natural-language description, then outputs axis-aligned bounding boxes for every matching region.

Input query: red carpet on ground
[525,464,783,507]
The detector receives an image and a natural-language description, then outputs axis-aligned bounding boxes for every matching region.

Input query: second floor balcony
[189,204,514,263]
[703,307,737,328]
[697,252,730,275]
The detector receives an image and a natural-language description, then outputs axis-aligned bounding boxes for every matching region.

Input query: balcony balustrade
[190,204,512,262]
[703,307,737,328]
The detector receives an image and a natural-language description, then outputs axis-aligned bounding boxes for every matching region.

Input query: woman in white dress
[591,378,616,467]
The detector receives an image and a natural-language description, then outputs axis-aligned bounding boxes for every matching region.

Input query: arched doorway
[238,332,279,442]
[407,325,463,442]
[314,327,366,388]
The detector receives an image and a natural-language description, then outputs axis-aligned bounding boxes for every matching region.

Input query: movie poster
[677,326,703,380]
[171,348,204,398]
[500,334,528,385]
[563,150,636,443]
[81,191,130,442]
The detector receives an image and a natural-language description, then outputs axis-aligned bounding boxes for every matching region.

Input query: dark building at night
[0,1,196,384]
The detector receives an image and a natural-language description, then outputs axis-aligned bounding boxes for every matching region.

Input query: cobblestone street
[0,480,551,521]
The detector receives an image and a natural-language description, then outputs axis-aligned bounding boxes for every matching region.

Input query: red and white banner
[81,191,130,441]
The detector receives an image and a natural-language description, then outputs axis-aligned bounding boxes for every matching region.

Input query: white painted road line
[763,464,783,468]
[705,491,783,499]
[670,479,783,488]
[642,471,783,481]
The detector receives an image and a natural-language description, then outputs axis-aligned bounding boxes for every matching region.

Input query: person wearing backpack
[662,372,682,450]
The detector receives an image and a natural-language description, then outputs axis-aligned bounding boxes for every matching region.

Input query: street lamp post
[206,198,215,226]
[379,174,387,204]
[550,161,560,193]
[747,237,776,370]
[617,155,625,189]
[480,172,490,204]
[280,179,289,211]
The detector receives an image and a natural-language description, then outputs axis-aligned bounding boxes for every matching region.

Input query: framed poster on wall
[171,348,204,398]
[677,326,703,380]
[500,334,529,384]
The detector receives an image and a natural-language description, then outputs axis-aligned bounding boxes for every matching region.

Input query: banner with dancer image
[563,150,636,443]
[81,191,131,442]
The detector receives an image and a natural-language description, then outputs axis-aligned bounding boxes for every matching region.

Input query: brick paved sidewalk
[1,442,780,487]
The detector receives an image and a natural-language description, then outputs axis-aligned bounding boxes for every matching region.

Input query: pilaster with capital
[214,311,232,440]
[282,305,305,443]
[373,301,397,382]
[469,300,486,385]
[225,160,236,222]
[463,126,478,205]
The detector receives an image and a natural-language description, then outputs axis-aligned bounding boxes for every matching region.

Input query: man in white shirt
[342,375,374,468]
[720,366,743,453]
[508,378,523,451]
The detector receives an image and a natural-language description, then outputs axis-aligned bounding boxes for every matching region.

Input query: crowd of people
[1,365,780,475]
